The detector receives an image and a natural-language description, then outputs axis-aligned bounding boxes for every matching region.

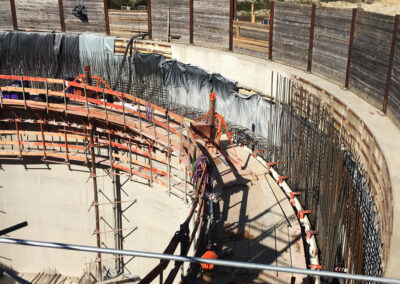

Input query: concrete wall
[0,164,98,276]
[0,163,189,279]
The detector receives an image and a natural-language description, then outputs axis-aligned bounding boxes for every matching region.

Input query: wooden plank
[234,36,268,46]
[234,20,269,29]
[0,1,13,30]
[15,0,61,31]
[312,61,346,84]
[233,42,268,53]
[233,46,267,58]
[234,27,268,41]
[313,36,349,57]
[357,10,395,25]
[383,15,399,113]
[151,0,190,42]
[233,23,268,33]
[312,8,352,85]
[192,0,230,49]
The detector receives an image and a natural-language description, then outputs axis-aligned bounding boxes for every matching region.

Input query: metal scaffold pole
[1,237,400,284]
[89,122,102,280]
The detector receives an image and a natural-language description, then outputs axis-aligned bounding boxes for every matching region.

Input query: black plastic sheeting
[132,52,165,102]
[161,59,274,138]
[0,31,80,79]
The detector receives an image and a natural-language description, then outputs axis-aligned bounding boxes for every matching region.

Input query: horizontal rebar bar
[0,237,399,283]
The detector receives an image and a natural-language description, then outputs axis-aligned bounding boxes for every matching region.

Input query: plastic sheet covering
[163,60,212,112]
[220,92,274,139]
[59,33,81,78]
[132,52,165,102]
[0,31,80,78]
[161,58,274,138]
[78,33,115,71]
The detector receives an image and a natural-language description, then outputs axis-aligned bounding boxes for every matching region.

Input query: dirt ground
[321,0,400,16]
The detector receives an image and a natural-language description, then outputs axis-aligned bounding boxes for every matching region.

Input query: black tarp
[0,31,80,78]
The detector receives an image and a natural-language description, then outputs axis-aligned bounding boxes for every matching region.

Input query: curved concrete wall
[0,163,188,278]
[168,42,400,277]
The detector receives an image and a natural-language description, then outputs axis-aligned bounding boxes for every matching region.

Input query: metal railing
[1,237,400,283]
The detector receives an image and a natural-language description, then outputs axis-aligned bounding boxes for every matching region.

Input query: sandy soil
[321,0,400,16]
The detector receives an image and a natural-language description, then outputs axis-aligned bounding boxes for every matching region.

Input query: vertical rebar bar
[137,102,142,133]
[45,79,49,113]
[20,76,26,109]
[149,143,153,187]
[167,111,171,196]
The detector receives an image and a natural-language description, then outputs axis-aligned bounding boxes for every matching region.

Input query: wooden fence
[0,0,108,34]
[273,2,311,70]
[0,1,13,30]
[268,2,400,130]
[389,22,400,126]
[193,0,230,49]
[109,10,148,37]
[312,7,352,84]
[233,20,269,57]
[151,0,190,43]
[150,0,230,49]
[350,11,394,109]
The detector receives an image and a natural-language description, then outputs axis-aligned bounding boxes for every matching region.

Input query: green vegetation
[237,0,270,12]
[109,0,147,10]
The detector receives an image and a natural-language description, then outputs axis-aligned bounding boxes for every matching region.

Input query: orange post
[209,92,216,127]
[276,175,289,184]
[290,192,301,206]
[297,210,311,220]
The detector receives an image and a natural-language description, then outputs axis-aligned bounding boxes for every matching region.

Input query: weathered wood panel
[193,0,230,49]
[15,0,61,32]
[388,28,400,128]
[151,0,189,43]
[233,20,269,57]
[109,10,148,37]
[312,7,352,84]
[63,0,106,33]
[272,2,311,70]
[0,0,13,30]
[350,10,394,108]
[114,38,172,58]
